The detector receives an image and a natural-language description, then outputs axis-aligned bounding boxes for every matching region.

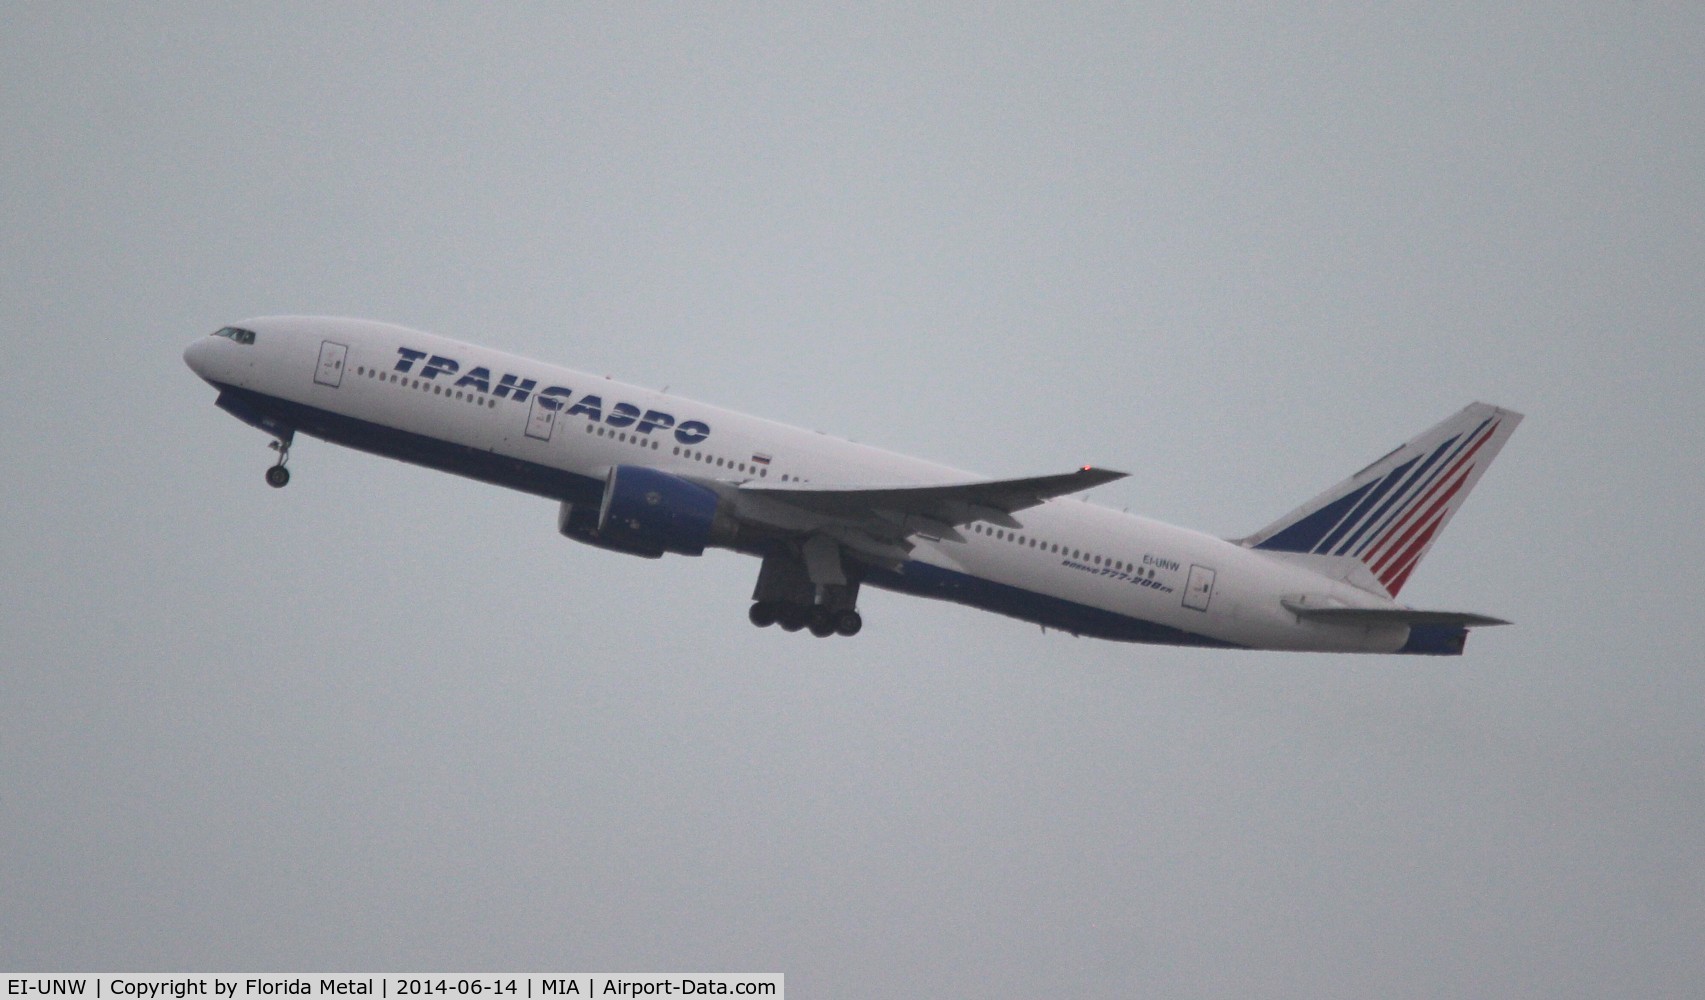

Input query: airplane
[184,317,1522,655]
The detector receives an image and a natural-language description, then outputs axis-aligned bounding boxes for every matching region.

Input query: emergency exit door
[315,341,347,387]
[525,392,557,441]
[1183,564,1216,612]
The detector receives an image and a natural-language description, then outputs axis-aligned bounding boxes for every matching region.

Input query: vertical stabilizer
[1238,402,1522,597]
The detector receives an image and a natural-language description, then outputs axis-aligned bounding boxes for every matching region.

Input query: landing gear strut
[265,434,293,488]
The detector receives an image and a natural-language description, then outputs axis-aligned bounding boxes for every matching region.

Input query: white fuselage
[185,316,1419,653]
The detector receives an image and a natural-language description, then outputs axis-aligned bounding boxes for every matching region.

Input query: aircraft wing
[736,466,1125,526]
[728,466,1126,564]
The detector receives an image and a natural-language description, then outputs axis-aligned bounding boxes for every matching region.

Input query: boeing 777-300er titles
[185,317,1522,654]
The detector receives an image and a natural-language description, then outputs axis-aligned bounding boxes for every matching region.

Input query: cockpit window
[213,326,256,345]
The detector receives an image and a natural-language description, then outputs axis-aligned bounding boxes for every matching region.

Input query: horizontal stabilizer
[1280,600,1509,628]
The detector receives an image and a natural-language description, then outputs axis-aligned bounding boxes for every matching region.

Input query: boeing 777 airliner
[185,317,1521,654]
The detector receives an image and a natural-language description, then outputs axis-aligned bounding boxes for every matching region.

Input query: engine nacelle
[557,465,732,558]
[558,500,660,558]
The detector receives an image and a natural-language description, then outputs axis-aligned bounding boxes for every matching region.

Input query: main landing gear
[748,542,864,638]
[748,601,863,637]
[264,433,294,488]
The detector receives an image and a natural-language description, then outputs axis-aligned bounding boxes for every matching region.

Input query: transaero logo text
[394,347,712,445]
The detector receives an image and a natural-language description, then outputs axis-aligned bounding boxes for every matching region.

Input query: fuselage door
[314,341,348,387]
[525,392,556,441]
[1183,564,1216,612]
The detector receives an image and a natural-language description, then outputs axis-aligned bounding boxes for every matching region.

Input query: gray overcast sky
[3,4,1702,996]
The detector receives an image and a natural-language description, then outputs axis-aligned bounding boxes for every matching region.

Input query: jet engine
[558,465,735,558]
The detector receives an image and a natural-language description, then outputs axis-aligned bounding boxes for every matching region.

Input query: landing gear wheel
[778,605,807,632]
[748,601,779,628]
[265,465,291,488]
[808,606,837,638]
[834,610,863,637]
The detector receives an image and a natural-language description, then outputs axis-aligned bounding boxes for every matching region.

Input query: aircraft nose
[184,337,217,380]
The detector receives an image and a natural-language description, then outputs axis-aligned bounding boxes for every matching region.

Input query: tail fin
[1237,402,1522,598]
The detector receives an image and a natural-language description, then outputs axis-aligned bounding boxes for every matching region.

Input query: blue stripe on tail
[1252,480,1379,553]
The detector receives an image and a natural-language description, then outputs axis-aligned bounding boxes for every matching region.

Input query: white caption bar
[3,978,781,1000]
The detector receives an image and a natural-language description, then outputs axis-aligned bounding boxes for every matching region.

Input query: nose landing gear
[264,433,293,488]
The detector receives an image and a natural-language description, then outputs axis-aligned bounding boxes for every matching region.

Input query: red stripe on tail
[1379,515,1446,595]
[1372,467,1473,577]
[1362,419,1498,569]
